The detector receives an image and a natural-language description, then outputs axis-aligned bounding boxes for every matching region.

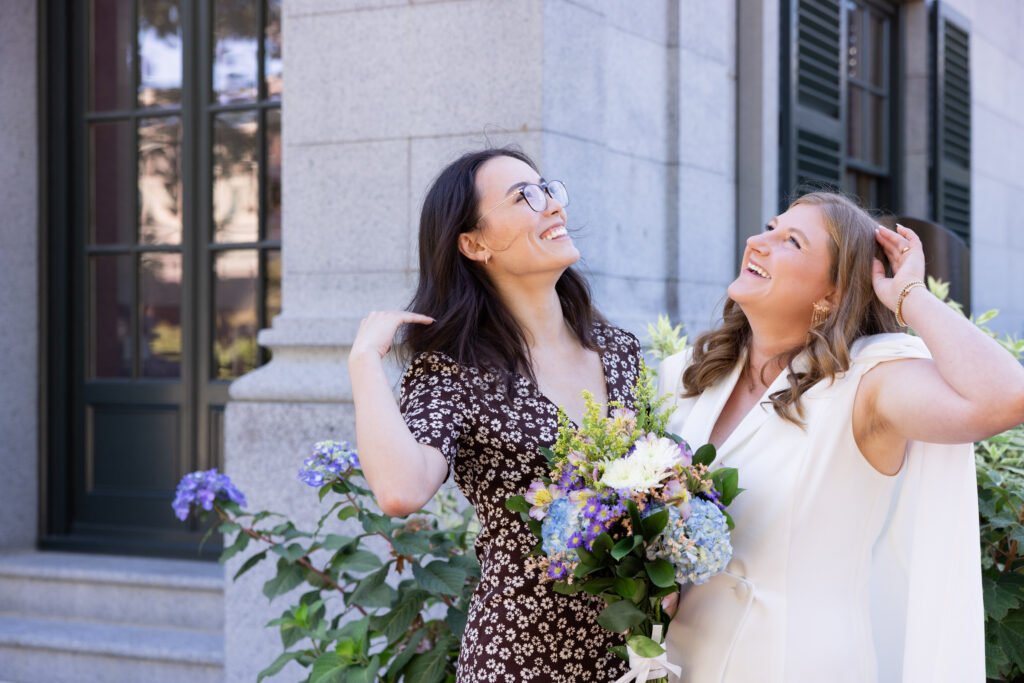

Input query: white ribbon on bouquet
[613,625,682,683]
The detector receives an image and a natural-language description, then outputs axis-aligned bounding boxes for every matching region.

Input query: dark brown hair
[682,192,901,424]
[402,147,602,385]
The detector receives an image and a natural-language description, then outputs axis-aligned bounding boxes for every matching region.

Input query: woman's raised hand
[871,224,927,312]
[350,311,434,362]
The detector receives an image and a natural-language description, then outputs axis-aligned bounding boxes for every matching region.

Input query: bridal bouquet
[506,366,740,682]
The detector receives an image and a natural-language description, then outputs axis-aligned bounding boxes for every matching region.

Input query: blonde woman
[658,193,1024,682]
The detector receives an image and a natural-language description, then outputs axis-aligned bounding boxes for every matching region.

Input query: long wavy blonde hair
[681,192,902,425]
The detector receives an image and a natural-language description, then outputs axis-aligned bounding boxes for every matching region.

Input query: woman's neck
[744,315,808,389]
[494,278,575,353]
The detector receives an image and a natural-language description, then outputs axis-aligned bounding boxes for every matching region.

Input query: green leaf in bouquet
[526,518,543,539]
[616,554,643,578]
[575,546,597,566]
[539,446,558,466]
[645,559,676,588]
[614,577,638,600]
[597,598,647,633]
[590,533,614,564]
[626,634,666,658]
[573,561,601,579]
[505,495,531,515]
[640,509,669,541]
[651,584,678,600]
[611,535,643,560]
[723,510,736,531]
[581,577,616,595]
[553,580,586,594]
[625,499,643,536]
[412,560,467,596]
[693,443,717,467]
[711,467,741,506]
[609,644,630,662]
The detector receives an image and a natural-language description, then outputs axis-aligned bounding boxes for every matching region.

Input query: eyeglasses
[476,180,569,226]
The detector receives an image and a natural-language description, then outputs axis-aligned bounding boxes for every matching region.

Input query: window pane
[138,116,183,245]
[90,121,134,245]
[870,93,886,167]
[140,252,182,377]
[847,4,864,80]
[213,250,259,380]
[869,12,887,88]
[266,250,281,326]
[213,0,259,104]
[847,86,864,161]
[138,0,183,108]
[213,111,259,243]
[266,109,282,241]
[91,254,133,378]
[90,0,133,111]
[266,0,283,101]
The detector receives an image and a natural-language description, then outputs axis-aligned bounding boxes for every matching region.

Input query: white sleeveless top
[657,333,984,683]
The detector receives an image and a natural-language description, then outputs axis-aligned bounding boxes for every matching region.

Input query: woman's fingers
[351,311,435,361]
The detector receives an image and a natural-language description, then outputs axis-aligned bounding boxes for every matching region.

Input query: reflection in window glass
[140,252,183,377]
[213,0,259,104]
[266,109,282,241]
[91,255,133,378]
[847,5,863,80]
[213,111,259,243]
[91,121,135,245]
[213,250,259,380]
[870,94,886,167]
[138,0,183,108]
[266,0,283,101]
[869,12,886,88]
[847,87,863,162]
[266,250,282,326]
[90,0,133,111]
[139,116,183,245]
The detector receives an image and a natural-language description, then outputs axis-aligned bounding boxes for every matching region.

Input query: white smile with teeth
[746,262,771,279]
[541,226,567,240]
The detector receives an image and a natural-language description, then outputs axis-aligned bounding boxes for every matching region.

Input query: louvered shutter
[932,4,971,241]
[780,0,845,208]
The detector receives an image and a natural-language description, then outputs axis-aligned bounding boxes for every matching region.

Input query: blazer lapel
[680,356,745,449]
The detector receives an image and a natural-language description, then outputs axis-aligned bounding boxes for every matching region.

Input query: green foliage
[925,279,1024,682]
[647,314,688,362]
[207,482,479,683]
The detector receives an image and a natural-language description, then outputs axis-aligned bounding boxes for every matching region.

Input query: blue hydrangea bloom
[172,469,247,521]
[541,497,584,557]
[298,440,360,487]
[646,498,732,586]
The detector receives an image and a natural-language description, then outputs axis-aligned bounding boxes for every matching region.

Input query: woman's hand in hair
[350,311,435,363]
[870,224,926,312]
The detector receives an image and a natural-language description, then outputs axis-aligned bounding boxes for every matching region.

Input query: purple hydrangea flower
[172,469,247,521]
[298,440,360,487]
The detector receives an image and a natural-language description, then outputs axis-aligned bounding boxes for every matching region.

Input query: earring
[811,302,829,326]
[484,254,490,265]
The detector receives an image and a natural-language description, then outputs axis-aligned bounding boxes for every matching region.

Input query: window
[45,0,282,556]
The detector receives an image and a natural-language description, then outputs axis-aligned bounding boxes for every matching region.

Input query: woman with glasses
[656,192,1023,682]
[348,147,637,681]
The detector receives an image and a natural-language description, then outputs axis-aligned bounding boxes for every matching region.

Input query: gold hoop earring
[811,302,829,326]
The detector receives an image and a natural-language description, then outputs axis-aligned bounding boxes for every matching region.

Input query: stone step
[0,550,224,631]
[0,614,222,683]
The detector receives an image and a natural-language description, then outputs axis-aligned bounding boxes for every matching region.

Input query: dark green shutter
[780,0,845,208]
[932,4,971,241]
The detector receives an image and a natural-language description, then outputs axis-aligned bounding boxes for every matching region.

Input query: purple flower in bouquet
[172,469,247,521]
[298,440,359,487]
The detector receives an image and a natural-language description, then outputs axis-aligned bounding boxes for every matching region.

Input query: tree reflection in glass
[140,252,182,378]
[138,0,183,108]
[213,0,259,104]
[138,116,183,245]
[213,250,259,380]
[213,111,259,244]
[266,0,283,101]
[91,255,133,378]
[266,109,282,241]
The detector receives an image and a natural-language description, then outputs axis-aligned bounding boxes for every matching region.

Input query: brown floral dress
[400,323,641,682]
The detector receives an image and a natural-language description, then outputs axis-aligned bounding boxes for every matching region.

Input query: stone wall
[0,0,38,551]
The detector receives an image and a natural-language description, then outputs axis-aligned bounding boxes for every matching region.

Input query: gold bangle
[895,280,926,327]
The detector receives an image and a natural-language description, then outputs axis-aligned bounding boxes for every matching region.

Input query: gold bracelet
[895,280,926,327]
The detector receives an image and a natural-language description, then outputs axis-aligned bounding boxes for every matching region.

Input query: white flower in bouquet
[599,435,686,493]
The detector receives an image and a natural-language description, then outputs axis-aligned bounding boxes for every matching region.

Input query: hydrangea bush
[174,440,479,683]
